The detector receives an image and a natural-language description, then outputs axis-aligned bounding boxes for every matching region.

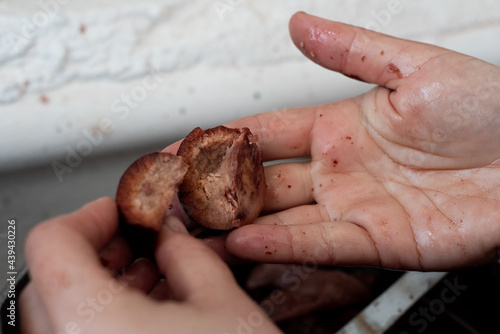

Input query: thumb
[289,11,448,90]
[155,216,239,304]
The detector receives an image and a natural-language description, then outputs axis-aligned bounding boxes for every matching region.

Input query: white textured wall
[1,0,500,173]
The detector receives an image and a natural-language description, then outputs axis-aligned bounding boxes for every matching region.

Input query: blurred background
[1,0,500,332]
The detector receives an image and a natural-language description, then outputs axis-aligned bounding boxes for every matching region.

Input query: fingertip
[156,216,188,253]
[73,197,120,248]
[289,11,313,28]
[155,220,236,302]
[226,224,261,249]
[94,196,115,205]
[227,225,291,262]
[81,196,118,221]
[161,139,182,155]
[288,12,354,75]
[289,11,307,31]
[288,11,312,51]
[164,215,189,234]
[201,235,248,265]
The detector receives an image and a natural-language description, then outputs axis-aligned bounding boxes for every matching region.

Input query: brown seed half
[116,152,188,231]
[177,126,266,230]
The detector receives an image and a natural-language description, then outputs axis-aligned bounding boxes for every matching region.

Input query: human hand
[222,12,500,271]
[20,197,281,334]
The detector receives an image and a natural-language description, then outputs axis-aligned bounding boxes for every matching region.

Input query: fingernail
[164,216,188,234]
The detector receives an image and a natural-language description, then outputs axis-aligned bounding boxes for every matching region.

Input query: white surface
[1,0,500,175]
[338,271,447,334]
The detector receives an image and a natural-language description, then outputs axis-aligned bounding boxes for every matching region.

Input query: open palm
[224,12,500,270]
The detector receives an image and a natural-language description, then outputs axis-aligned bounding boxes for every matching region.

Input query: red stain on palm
[387,63,400,73]
[387,63,403,78]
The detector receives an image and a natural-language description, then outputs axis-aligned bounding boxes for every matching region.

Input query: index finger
[226,105,318,161]
[162,105,317,162]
